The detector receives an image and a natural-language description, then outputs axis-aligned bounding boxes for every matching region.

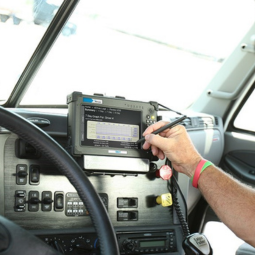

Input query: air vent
[182,117,192,127]
[170,116,218,129]
[198,117,214,128]
[170,117,192,127]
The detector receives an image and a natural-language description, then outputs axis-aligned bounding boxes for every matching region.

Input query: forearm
[142,124,255,245]
[198,166,255,246]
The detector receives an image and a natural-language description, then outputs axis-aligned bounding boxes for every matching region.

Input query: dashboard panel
[0,103,224,255]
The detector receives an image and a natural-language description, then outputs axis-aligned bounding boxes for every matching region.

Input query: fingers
[143,133,170,153]
[142,121,170,150]
[151,145,165,160]
[142,122,185,161]
[142,124,186,161]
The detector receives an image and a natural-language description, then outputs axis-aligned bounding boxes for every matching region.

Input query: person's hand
[142,121,202,177]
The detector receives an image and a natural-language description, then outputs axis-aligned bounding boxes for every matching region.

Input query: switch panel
[38,233,99,254]
[65,192,108,217]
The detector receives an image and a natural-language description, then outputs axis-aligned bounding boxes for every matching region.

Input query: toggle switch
[156,193,173,207]
[16,165,28,185]
[15,190,26,212]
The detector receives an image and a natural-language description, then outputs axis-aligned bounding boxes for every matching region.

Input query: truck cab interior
[0,0,255,254]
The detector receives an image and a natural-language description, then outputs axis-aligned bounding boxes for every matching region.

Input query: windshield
[1,0,255,111]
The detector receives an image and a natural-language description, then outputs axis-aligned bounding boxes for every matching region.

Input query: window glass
[1,0,255,111]
[234,88,255,132]
[0,0,63,103]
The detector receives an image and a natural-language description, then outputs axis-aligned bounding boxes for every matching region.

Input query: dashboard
[0,94,224,255]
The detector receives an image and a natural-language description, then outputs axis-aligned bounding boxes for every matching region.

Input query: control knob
[123,240,135,251]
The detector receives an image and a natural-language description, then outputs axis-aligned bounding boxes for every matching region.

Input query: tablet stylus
[136,115,187,144]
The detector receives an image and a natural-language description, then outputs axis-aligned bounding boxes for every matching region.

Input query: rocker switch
[54,192,64,212]
[28,191,40,212]
[29,165,40,185]
[41,191,52,211]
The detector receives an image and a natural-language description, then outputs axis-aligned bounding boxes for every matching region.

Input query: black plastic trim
[5,0,80,108]
[224,152,255,184]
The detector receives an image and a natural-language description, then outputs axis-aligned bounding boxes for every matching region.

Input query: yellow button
[156,193,172,207]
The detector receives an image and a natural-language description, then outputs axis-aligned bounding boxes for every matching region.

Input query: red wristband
[192,159,207,188]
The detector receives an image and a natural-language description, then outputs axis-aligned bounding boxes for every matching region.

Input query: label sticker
[194,236,207,246]
[83,97,102,104]
[108,150,127,154]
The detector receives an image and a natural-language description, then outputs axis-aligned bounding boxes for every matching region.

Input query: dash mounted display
[67,92,158,172]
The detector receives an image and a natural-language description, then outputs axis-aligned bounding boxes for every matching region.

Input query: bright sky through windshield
[1,0,255,111]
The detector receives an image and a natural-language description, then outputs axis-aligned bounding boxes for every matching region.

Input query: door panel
[223,149,255,184]
[223,130,255,185]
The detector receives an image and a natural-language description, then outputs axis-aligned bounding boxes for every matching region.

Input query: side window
[234,88,255,132]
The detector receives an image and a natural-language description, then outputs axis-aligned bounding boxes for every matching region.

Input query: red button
[156,165,173,180]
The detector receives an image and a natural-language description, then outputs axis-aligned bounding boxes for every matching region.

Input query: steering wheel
[0,106,120,255]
